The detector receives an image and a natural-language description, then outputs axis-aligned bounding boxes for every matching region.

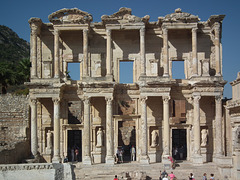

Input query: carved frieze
[48,8,92,24]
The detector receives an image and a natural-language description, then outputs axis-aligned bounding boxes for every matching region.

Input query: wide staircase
[73,161,221,180]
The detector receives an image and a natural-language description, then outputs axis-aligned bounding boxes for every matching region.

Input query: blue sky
[1,0,240,98]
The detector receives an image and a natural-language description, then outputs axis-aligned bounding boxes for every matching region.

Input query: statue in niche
[151,130,158,147]
[46,130,53,154]
[201,129,208,146]
[96,128,103,147]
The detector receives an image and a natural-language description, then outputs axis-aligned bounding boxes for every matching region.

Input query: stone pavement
[73,161,221,180]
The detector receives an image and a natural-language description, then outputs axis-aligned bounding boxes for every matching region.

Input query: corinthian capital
[140,96,148,104]
[106,29,111,36]
[215,95,222,103]
[83,96,90,105]
[53,98,60,105]
[140,27,145,36]
[105,97,113,105]
[193,95,201,103]
[162,96,170,103]
[30,98,38,105]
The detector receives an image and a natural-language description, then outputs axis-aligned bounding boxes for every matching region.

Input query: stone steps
[73,161,221,180]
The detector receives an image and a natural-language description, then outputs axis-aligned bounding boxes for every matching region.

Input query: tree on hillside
[16,58,30,83]
[0,61,17,94]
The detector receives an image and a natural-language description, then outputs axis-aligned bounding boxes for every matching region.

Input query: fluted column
[140,27,146,76]
[215,95,223,156]
[105,97,114,164]
[163,27,169,77]
[31,98,38,158]
[52,98,61,163]
[54,29,60,78]
[106,29,112,77]
[193,95,201,155]
[30,28,38,78]
[162,96,170,156]
[214,24,221,76]
[83,29,89,77]
[83,97,92,165]
[140,96,149,164]
[192,27,198,76]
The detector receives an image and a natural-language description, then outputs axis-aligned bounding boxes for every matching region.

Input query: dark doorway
[172,129,187,160]
[68,130,82,162]
[118,120,136,163]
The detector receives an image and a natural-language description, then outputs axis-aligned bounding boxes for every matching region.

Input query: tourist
[130,145,136,161]
[179,145,184,160]
[71,147,75,162]
[203,173,207,180]
[159,170,162,180]
[162,175,169,180]
[188,173,195,180]
[210,174,214,179]
[173,146,178,160]
[114,175,118,180]
[75,148,79,162]
[161,170,168,179]
[169,172,176,180]
[119,148,123,163]
[168,156,175,169]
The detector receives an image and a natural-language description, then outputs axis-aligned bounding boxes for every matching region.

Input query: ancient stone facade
[27,7,227,166]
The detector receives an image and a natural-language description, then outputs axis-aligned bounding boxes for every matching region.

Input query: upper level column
[162,27,169,77]
[106,29,112,77]
[214,23,221,76]
[30,98,38,158]
[52,98,61,163]
[83,97,92,165]
[54,29,60,78]
[140,27,146,76]
[140,96,149,164]
[105,97,114,164]
[215,95,223,156]
[83,29,89,77]
[30,28,38,78]
[192,27,198,76]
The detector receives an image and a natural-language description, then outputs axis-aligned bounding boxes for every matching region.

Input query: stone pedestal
[201,147,207,163]
[93,147,104,164]
[148,150,157,163]
[105,156,115,165]
[192,154,203,164]
[140,155,149,164]
[161,155,171,170]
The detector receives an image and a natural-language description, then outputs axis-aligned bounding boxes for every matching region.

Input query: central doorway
[172,129,187,160]
[68,130,82,162]
[118,120,136,163]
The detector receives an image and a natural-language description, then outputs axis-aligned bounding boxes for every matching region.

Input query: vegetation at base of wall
[0,25,30,94]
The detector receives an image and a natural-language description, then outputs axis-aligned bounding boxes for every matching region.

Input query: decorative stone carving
[151,130,158,147]
[119,126,134,145]
[201,129,208,146]
[96,127,103,147]
[48,8,93,24]
[101,7,149,24]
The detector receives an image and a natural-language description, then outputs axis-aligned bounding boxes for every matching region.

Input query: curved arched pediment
[48,8,92,24]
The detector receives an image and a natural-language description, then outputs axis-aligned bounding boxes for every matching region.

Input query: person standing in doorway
[130,145,136,161]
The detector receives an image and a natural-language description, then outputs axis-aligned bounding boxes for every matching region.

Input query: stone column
[140,96,149,164]
[105,97,114,164]
[30,28,38,78]
[31,98,38,158]
[83,29,89,77]
[106,29,112,77]
[54,29,60,78]
[140,27,146,76]
[163,27,169,77]
[215,95,223,156]
[193,95,203,163]
[52,98,61,163]
[162,96,170,157]
[192,27,198,76]
[214,24,221,76]
[83,97,92,165]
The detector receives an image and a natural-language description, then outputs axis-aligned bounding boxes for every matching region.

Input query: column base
[163,74,169,77]
[83,156,92,165]
[105,156,115,165]
[52,155,61,163]
[192,154,203,164]
[140,155,149,164]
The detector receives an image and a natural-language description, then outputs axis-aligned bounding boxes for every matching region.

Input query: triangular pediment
[48,8,92,24]
[101,7,149,24]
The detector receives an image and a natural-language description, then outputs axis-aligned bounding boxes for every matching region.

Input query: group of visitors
[159,170,215,180]
[115,145,136,163]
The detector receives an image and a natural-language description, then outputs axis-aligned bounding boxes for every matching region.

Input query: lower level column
[83,97,92,165]
[192,95,203,164]
[215,95,223,157]
[140,96,149,164]
[31,98,38,158]
[52,98,61,163]
[105,97,114,164]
